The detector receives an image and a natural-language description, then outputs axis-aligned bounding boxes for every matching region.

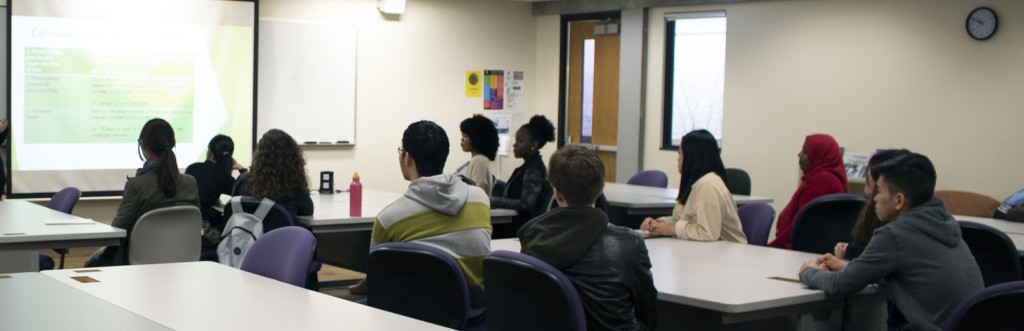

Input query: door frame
[557,11,621,149]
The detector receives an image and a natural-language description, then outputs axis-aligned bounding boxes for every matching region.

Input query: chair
[240,226,316,287]
[46,187,81,269]
[790,194,867,255]
[493,179,507,198]
[943,280,1024,331]
[367,242,482,330]
[627,170,669,188]
[127,205,202,265]
[222,196,321,290]
[958,221,1021,287]
[934,190,1001,218]
[737,203,775,246]
[483,250,586,331]
[725,168,751,195]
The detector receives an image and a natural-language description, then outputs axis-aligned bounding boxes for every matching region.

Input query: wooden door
[566,20,620,182]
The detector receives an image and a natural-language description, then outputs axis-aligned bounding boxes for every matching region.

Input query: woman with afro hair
[456,115,500,198]
[492,115,556,236]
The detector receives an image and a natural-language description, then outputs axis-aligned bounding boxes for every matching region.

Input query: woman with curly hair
[456,115,499,197]
[234,129,313,218]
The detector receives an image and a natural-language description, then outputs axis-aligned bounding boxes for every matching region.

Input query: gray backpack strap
[252,198,277,221]
[230,196,244,216]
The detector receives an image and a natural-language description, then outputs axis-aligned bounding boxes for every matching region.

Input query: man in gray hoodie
[799,152,984,331]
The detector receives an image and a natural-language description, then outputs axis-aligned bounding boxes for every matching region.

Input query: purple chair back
[944,280,1024,331]
[367,242,472,330]
[627,170,669,188]
[958,221,1021,287]
[47,187,81,214]
[738,203,775,246]
[791,193,867,255]
[483,250,586,331]
[240,226,316,288]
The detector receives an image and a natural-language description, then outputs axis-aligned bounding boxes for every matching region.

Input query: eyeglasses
[397,147,404,156]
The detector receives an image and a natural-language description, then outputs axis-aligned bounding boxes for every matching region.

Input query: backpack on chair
[218,196,275,268]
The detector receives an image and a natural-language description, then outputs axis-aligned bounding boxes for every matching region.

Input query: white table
[603,182,774,215]
[0,201,125,273]
[491,238,885,331]
[0,272,172,330]
[43,262,454,331]
[954,214,1024,235]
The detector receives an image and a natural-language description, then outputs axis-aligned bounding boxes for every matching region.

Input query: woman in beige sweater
[455,115,499,197]
[640,130,747,243]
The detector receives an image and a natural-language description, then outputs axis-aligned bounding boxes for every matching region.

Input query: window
[662,12,727,149]
[581,39,595,144]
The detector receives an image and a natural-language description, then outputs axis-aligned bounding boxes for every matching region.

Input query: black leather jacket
[492,153,553,226]
[566,224,659,331]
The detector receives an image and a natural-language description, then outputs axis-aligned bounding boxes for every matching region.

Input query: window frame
[661,11,727,151]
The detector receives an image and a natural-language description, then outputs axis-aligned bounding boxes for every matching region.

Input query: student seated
[769,134,848,248]
[85,118,200,267]
[492,115,556,236]
[360,120,492,318]
[837,149,910,260]
[799,152,984,331]
[640,130,746,243]
[519,145,658,331]
[456,115,499,198]
[233,129,313,218]
[185,135,246,252]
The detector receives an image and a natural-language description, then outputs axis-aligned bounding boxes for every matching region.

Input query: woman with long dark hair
[85,118,200,267]
[640,130,746,243]
[768,134,848,248]
[235,129,313,218]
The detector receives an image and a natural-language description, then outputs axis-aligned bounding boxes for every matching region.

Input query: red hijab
[768,134,849,248]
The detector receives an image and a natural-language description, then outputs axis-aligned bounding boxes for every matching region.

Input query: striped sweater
[371,173,493,317]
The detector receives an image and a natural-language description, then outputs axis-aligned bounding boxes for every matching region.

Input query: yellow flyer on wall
[466,71,482,97]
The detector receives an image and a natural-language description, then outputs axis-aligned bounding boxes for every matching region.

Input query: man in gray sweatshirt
[799,153,983,331]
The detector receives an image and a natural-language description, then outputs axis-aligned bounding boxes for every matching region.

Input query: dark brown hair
[248,129,309,201]
[139,118,179,198]
[548,145,605,206]
[850,149,911,244]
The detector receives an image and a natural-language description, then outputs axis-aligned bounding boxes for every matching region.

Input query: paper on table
[43,219,96,225]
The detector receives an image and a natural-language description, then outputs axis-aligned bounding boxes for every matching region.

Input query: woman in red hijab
[768,134,848,248]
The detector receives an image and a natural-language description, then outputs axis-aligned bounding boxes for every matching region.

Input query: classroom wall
[639,0,1024,235]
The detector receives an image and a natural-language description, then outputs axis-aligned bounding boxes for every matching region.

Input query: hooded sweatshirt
[370,173,493,317]
[800,197,984,331]
[770,134,849,248]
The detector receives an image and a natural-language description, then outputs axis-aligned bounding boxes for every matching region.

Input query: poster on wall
[504,70,524,110]
[493,112,511,156]
[484,69,503,109]
[466,71,482,97]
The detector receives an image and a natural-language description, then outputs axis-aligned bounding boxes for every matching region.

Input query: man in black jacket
[517,145,658,331]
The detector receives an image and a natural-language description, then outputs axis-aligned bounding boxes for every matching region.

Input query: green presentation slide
[22,48,195,144]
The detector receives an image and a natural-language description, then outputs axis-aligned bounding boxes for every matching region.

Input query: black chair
[791,193,867,255]
[725,168,751,195]
[944,280,1024,331]
[958,221,1021,287]
[367,242,484,330]
[484,250,586,331]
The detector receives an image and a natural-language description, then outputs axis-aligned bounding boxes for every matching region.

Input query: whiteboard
[257,19,357,145]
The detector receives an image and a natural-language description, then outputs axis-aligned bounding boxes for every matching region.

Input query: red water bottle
[350,172,362,217]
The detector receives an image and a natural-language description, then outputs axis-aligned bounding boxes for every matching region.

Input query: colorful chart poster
[466,71,482,97]
[484,69,503,109]
[504,70,524,110]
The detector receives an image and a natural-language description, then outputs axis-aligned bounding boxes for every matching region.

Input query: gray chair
[128,206,202,265]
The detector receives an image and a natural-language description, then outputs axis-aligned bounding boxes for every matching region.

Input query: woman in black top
[185,135,245,227]
[492,115,556,237]
[235,129,313,218]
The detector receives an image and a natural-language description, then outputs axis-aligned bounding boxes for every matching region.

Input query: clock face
[967,7,998,40]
